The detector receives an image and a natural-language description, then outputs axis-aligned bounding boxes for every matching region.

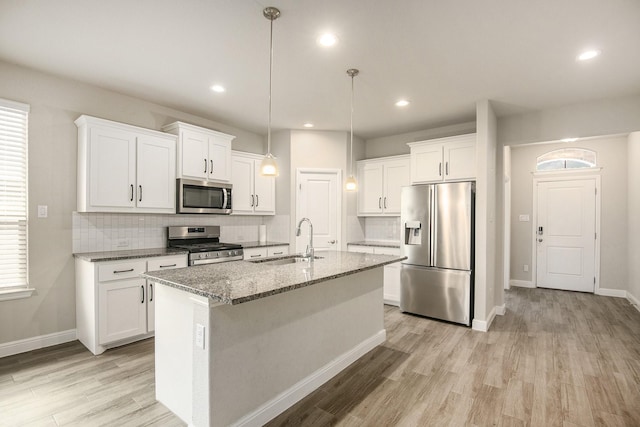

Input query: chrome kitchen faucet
[295,218,314,261]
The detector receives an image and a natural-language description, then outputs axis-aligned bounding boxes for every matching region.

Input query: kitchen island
[142,251,405,427]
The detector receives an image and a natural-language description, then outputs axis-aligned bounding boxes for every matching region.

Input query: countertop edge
[74,248,189,262]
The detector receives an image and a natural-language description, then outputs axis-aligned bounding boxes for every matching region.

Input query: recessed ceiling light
[395,99,410,107]
[318,33,338,47]
[303,123,314,128]
[577,49,601,61]
[561,137,578,143]
[210,85,225,93]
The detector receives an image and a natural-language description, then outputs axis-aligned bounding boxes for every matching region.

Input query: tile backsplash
[72,212,290,253]
[364,216,401,241]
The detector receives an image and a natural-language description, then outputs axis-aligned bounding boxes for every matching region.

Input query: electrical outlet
[519,214,530,222]
[523,264,529,272]
[37,205,48,218]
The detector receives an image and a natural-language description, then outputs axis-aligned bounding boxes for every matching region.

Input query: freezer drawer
[400,264,472,326]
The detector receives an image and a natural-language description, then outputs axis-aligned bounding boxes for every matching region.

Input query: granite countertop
[142,251,406,305]
[73,247,189,262]
[240,241,289,249]
[347,240,401,248]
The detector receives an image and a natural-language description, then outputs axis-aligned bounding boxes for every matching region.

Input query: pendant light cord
[267,15,274,155]
[350,73,354,176]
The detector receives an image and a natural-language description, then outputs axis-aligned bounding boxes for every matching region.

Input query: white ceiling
[0,0,639,139]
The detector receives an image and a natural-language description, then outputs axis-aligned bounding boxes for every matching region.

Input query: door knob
[538,238,543,242]
[328,240,336,244]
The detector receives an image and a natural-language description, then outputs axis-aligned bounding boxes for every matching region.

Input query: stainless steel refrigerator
[400,182,475,326]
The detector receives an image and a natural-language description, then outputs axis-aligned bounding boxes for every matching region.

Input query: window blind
[0,98,29,290]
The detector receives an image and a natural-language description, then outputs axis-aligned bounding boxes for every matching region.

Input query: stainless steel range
[168,226,243,265]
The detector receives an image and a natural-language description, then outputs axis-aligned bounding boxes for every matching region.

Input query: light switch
[518,214,529,222]
[37,205,48,218]
[195,324,205,349]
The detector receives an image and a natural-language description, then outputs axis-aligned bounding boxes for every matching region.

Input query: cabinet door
[357,162,384,214]
[180,129,209,180]
[383,159,411,214]
[136,135,176,211]
[208,137,231,182]
[231,155,255,214]
[88,126,136,209]
[411,143,444,183]
[146,255,187,333]
[253,160,275,214]
[444,137,476,181]
[98,278,147,344]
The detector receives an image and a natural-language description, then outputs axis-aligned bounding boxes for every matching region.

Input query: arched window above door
[536,148,597,171]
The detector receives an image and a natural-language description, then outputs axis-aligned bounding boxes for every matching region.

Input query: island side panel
[208,267,385,426]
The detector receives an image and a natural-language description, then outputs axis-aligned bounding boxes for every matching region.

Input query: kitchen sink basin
[258,255,323,266]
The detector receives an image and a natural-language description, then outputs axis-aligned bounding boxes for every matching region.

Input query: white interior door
[536,179,596,292]
[296,170,340,252]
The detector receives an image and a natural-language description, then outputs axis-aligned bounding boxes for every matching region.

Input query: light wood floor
[1,288,639,426]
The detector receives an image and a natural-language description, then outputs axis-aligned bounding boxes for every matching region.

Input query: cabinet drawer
[267,246,289,256]
[98,260,146,282]
[374,246,401,256]
[347,245,375,254]
[147,255,188,272]
[243,247,268,260]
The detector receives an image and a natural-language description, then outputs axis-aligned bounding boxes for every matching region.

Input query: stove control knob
[205,253,210,258]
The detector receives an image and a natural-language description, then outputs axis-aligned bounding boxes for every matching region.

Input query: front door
[296,170,340,252]
[536,179,596,292]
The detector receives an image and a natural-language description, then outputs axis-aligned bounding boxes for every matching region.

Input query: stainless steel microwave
[176,179,232,214]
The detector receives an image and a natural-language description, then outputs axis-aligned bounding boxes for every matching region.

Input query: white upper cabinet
[231,151,275,215]
[163,122,234,182]
[408,133,476,183]
[357,155,410,216]
[76,115,176,213]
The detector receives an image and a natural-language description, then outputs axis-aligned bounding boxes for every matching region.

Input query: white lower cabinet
[347,244,402,306]
[76,254,187,355]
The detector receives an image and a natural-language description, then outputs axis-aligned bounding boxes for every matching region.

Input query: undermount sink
[257,255,324,266]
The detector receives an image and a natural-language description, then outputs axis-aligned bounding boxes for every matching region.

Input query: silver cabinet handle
[379,197,382,209]
[383,197,387,208]
[113,268,134,274]
[149,283,153,302]
[445,162,449,175]
[210,160,213,174]
[439,162,442,176]
[139,185,142,202]
[256,194,259,207]
[251,195,255,207]
[141,285,145,304]
[130,184,134,202]
[273,251,283,255]
[204,158,208,173]
[250,254,261,258]
[159,264,176,268]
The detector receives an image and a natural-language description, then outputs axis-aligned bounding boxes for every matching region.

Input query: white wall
[509,137,628,291]
[498,94,640,146]
[365,121,476,158]
[474,100,499,328]
[0,60,263,345]
[628,132,640,303]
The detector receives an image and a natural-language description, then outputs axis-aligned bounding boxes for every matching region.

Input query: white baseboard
[472,306,496,332]
[0,329,77,358]
[595,288,627,298]
[509,280,535,288]
[231,329,387,427]
[627,291,640,313]
[495,304,506,316]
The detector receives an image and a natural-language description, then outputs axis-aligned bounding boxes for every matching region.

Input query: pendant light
[345,68,359,191]
[260,6,280,176]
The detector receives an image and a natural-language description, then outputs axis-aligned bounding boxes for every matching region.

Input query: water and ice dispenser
[404,221,422,245]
